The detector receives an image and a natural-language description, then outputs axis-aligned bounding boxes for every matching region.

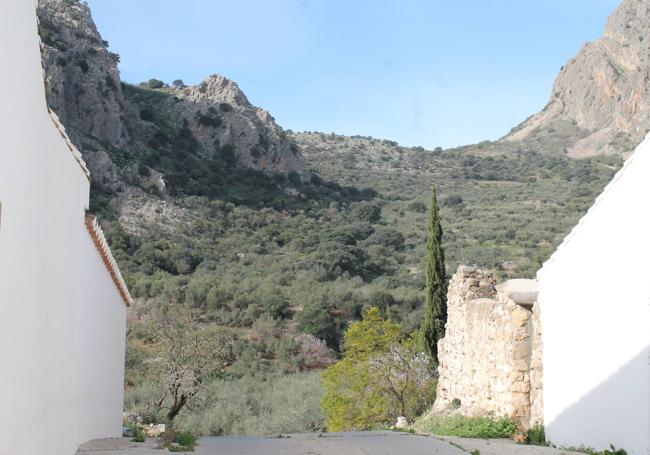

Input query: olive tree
[148,308,234,423]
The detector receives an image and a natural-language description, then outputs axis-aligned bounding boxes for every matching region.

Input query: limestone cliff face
[173,75,305,174]
[36,0,304,178]
[37,0,130,151]
[506,0,650,157]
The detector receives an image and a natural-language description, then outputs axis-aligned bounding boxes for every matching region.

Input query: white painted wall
[538,136,650,455]
[77,232,127,443]
[0,1,127,454]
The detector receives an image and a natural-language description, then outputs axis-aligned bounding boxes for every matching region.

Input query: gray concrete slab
[195,431,463,455]
[441,437,579,455]
[77,438,161,453]
[77,433,580,455]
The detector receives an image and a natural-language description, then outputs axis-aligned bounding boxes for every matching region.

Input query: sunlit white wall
[538,136,650,455]
[0,1,126,454]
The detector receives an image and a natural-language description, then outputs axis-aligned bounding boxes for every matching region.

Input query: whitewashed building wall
[0,1,129,455]
[537,136,650,455]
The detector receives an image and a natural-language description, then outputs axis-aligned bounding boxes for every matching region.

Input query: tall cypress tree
[420,186,447,363]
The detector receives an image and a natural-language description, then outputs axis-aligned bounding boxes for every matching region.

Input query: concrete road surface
[77,431,579,455]
[197,431,462,455]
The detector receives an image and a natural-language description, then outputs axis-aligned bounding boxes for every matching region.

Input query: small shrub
[288,171,302,186]
[196,113,222,128]
[417,414,518,438]
[130,425,145,443]
[567,445,628,455]
[354,203,381,223]
[77,58,89,74]
[406,201,426,213]
[217,144,237,165]
[175,431,197,448]
[56,56,68,67]
[441,194,464,207]
[258,134,270,150]
[163,429,197,452]
[522,424,547,446]
[140,109,154,122]
[146,78,165,89]
[105,75,117,91]
[138,163,150,177]
[219,102,233,112]
[449,398,461,410]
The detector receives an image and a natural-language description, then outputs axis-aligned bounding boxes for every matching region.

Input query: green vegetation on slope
[296,132,622,278]
[38,0,630,437]
[98,87,621,436]
[174,372,325,436]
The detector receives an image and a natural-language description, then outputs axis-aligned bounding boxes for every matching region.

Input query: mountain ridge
[37,0,305,191]
[505,0,650,157]
[33,0,630,435]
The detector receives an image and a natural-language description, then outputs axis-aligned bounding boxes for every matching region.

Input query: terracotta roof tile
[85,214,132,306]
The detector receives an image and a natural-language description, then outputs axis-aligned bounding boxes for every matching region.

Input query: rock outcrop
[433,266,543,428]
[36,0,304,180]
[38,0,130,151]
[171,75,305,174]
[506,0,650,157]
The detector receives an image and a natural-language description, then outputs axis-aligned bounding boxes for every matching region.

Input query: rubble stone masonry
[433,266,543,428]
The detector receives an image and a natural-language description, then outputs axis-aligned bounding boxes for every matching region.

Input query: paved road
[77,432,578,455]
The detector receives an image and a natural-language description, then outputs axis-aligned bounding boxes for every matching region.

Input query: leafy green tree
[420,186,447,363]
[146,78,165,89]
[296,303,338,348]
[257,286,291,320]
[368,291,395,313]
[321,308,435,431]
[355,203,382,223]
[369,336,436,418]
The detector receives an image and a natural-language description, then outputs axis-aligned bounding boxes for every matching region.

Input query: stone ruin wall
[433,266,543,428]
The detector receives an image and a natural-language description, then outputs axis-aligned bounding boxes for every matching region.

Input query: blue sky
[86,0,620,149]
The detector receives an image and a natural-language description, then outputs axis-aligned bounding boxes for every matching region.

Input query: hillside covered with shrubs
[115,126,620,434]
[36,0,625,436]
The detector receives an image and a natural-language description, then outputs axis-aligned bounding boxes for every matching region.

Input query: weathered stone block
[512,381,531,393]
[433,267,543,429]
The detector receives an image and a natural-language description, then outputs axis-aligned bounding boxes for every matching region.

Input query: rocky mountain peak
[37,0,305,181]
[163,74,304,175]
[506,0,650,157]
[179,75,252,108]
[38,0,130,151]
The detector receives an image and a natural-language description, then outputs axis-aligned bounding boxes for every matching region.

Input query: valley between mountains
[38,0,644,437]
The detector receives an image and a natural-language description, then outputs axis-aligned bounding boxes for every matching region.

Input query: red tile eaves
[85,214,132,307]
